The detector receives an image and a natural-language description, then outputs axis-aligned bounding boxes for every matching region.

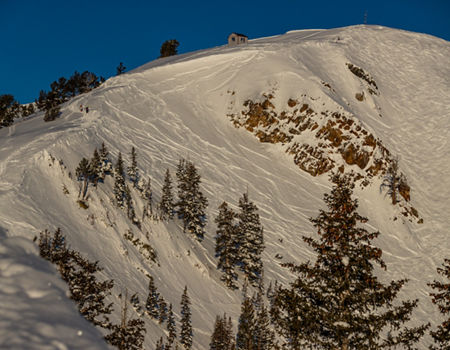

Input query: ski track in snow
[0,25,449,349]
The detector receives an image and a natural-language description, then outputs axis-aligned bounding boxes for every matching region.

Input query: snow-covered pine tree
[99,142,112,179]
[160,169,174,220]
[105,291,146,350]
[145,275,160,319]
[113,152,126,207]
[182,161,208,240]
[214,201,238,289]
[158,295,168,324]
[89,148,101,186]
[235,295,255,350]
[76,157,91,199]
[272,173,429,350]
[38,228,114,328]
[180,286,193,349]
[127,146,139,188]
[176,158,188,222]
[142,177,153,217]
[209,313,234,350]
[252,283,276,350]
[125,185,138,225]
[428,258,450,350]
[237,192,264,285]
[167,303,177,347]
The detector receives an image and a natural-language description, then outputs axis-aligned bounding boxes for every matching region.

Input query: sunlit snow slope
[1,25,449,349]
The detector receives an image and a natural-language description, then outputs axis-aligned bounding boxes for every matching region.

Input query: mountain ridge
[0,25,449,349]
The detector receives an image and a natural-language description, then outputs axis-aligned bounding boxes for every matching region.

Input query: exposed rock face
[228,92,390,179]
[227,89,419,220]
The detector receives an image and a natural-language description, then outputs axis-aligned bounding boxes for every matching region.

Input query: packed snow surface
[0,25,449,349]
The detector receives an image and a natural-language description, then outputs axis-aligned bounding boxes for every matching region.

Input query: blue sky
[1,0,449,103]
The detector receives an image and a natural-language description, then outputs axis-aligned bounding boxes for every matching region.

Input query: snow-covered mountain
[1,25,449,349]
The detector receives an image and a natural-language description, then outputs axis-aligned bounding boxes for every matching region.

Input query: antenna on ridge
[364,10,368,25]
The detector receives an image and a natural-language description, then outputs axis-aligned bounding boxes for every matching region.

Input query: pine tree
[114,152,126,207]
[428,258,450,350]
[145,275,160,319]
[99,142,112,178]
[210,313,234,350]
[167,303,177,347]
[90,148,101,186]
[160,39,180,58]
[127,146,139,188]
[252,284,275,350]
[215,201,238,289]
[125,185,138,224]
[236,295,255,350]
[76,157,91,199]
[237,192,264,285]
[180,286,193,349]
[0,94,19,127]
[272,173,429,350]
[159,296,168,324]
[180,161,208,240]
[116,62,126,75]
[38,228,114,328]
[160,169,174,220]
[105,291,146,350]
[176,159,188,221]
[142,177,153,218]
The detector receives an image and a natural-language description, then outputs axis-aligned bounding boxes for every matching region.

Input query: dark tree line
[0,94,35,128]
[35,70,104,121]
[38,228,146,349]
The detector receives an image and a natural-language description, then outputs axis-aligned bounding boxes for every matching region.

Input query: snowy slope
[1,25,449,349]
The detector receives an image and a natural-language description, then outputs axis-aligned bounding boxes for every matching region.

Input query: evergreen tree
[125,185,138,224]
[272,173,429,350]
[237,192,264,285]
[0,94,19,127]
[177,161,208,240]
[180,286,193,349]
[116,62,126,75]
[145,275,160,319]
[105,292,146,350]
[76,157,91,199]
[381,157,409,205]
[428,258,450,350]
[236,295,255,350]
[210,313,234,350]
[99,142,112,178]
[167,303,177,347]
[127,146,139,187]
[38,228,114,328]
[90,148,101,186]
[114,152,126,207]
[215,201,238,289]
[159,296,168,324]
[44,105,61,122]
[160,39,180,58]
[142,177,153,218]
[252,284,275,350]
[160,169,175,220]
[176,159,188,221]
